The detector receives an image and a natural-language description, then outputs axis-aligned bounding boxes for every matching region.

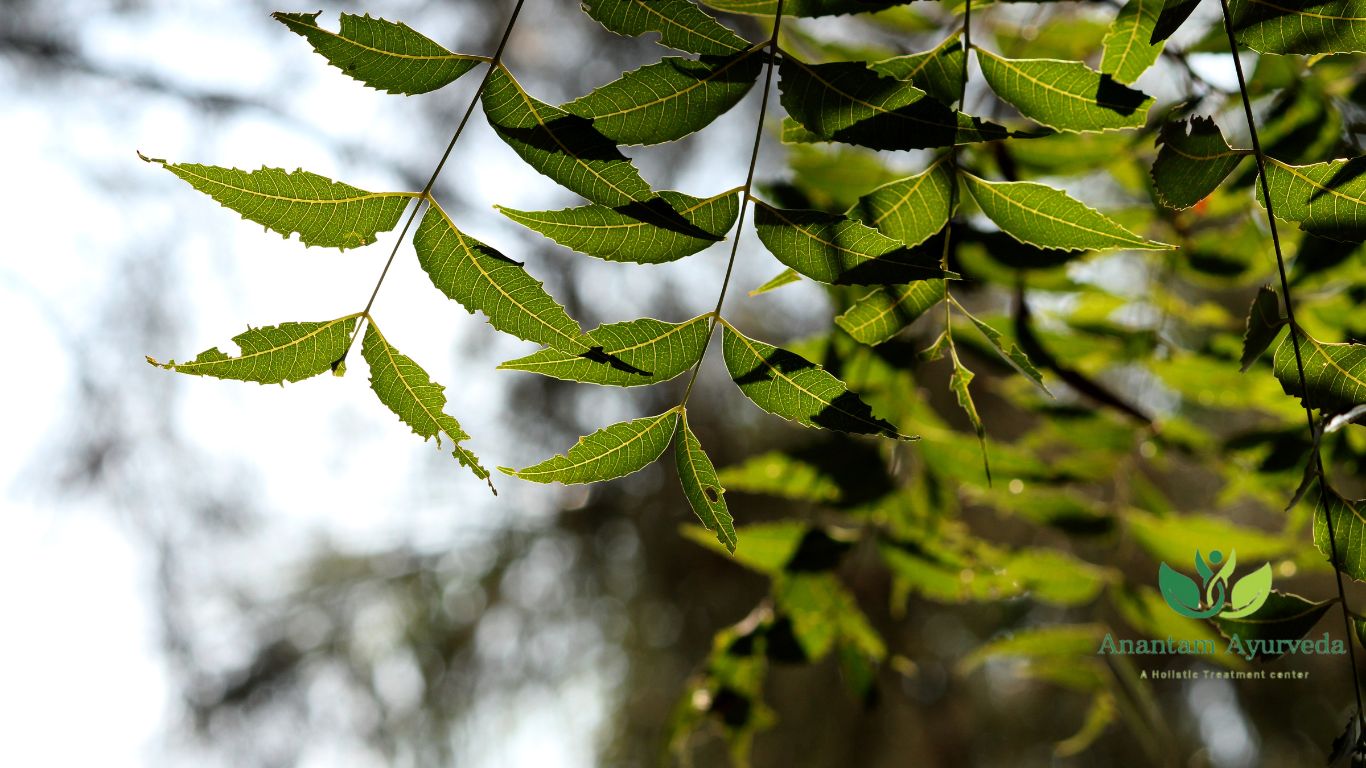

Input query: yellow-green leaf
[147,314,360,384]
[500,409,680,484]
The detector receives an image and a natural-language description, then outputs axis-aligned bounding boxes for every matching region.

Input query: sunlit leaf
[676,412,736,552]
[977,51,1153,133]
[1100,0,1165,85]
[148,315,360,384]
[836,280,945,346]
[501,409,680,483]
[498,315,710,386]
[701,0,914,16]
[753,201,950,284]
[141,156,412,249]
[848,157,955,248]
[869,33,965,105]
[1273,330,1366,413]
[564,52,762,145]
[1259,156,1366,242]
[962,173,1173,251]
[273,12,482,95]
[1228,0,1366,54]
[1151,117,1248,210]
[581,0,749,55]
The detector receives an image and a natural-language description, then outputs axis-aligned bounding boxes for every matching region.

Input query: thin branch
[1217,0,1365,729]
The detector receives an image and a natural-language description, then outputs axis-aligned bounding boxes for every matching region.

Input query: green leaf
[273,12,482,95]
[141,156,412,249]
[959,624,1108,674]
[778,56,1010,150]
[1274,331,1366,413]
[682,520,809,573]
[1111,585,1239,668]
[949,352,990,480]
[835,280,945,346]
[701,0,912,16]
[500,409,680,484]
[676,412,736,553]
[1228,0,1366,55]
[774,573,885,664]
[415,203,586,353]
[869,33,965,105]
[1126,510,1293,568]
[717,451,844,504]
[147,314,360,384]
[1151,0,1201,44]
[753,202,950,285]
[1100,0,1165,85]
[976,50,1153,133]
[848,157,956,248]
[1259,157,1366,242]
[720,322,912,439]
[962,173,1173,251]
[1212,591,1335,659]
[361,323,490,485]
[1055,694,1118,759]
[581,0,749,56]
[497,190,738,264]
[957,306,1050,394]
[1240,285,1287,372]
[498,315,710,386]
[481,66,656,208]
[749,267,802,296]
[1151,117,1248,210]
[564,52,762,145]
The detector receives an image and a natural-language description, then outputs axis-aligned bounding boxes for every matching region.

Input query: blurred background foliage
[5,0,1365,766]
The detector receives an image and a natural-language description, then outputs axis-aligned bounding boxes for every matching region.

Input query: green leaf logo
[1158,549,1273,619]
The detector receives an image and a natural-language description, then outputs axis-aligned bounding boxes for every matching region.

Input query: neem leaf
[1211,591,1334,660]
[849,158,956,248]
[949,353,990,480]
[273,12,482,95]
[1151,0,1201,44]
[1259,157,1366,242]
[962,173,1173,251]
[1151,117,1249,210]
[147,314,360,384]
[701,0,913,16]
[749,267,802,296]
[779,56,1009,150]
[1312,487,1362,584]
[717,451,844,504]
[976,50,1153,133]
[564,52,761,146]
[958,305,1050,394]
[361,323,490,485]
[141,156,412,250]
[870,33,966,105]
[676,411,737,552]
[1274,331,1366,413]
[498,315,710,386]
[580,0,749,56]
[1227,0,1366,55]
[501,409,680,484]
[836,280,946,346]
[1101,0,1165,85]
[497,190,738,264]
[721,322,912,440]
[415,203,587,353]
[1240,285,1287,372]
[482,66,656,208]
[753,201,950,285]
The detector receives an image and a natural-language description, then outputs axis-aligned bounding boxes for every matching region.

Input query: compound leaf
[1227,0,1366,54]
[849,157,956,248]
[497,190,738,264]
[141,156,412,249]
[1259,157,1366,242]
[361,323,490,484]
[962,173,1173,251]
[498,315,710,386]
[836,280,945,346]
[1152,117,1248,210]
[565,52,762,145]
[147,314,360,384]
[1240,285,1287,372]
[500,409,680,484]
[1274,331,1366,413]
[273,12,482,95]
[977,50,1153,133]
[1101,0,1165,85]
[416,203,587,353]
[482,66,656,207]
[721,322,912,440]
[581,0,749,55]
[753,201,950,285]
[676,412,737,552]
[779,56,1010,150]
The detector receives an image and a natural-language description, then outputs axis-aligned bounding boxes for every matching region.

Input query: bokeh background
[4,1,1363,766]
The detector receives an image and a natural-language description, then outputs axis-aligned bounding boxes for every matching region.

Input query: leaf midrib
[512,410,678,479]
[276,14,487,64]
